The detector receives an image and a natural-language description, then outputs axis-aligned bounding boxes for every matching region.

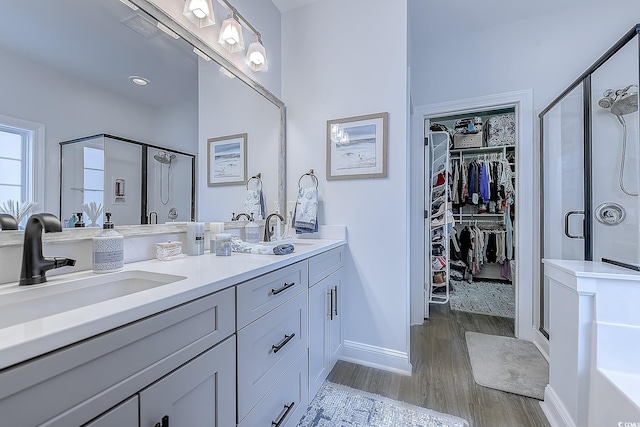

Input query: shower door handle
[564,210,585,239]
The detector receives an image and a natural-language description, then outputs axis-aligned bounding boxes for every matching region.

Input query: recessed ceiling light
[129,76,150,86]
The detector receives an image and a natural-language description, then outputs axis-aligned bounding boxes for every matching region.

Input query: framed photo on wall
[207,133,248,186]
[326,112,388,180]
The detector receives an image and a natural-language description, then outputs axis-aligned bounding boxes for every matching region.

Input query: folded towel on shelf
[293,187,318,234]
[244,189,266,219]
[231,239,295,255]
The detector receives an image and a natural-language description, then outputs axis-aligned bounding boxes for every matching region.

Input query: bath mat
[465,331,548,400]
[449,279,514,318]
[298,381,468,427]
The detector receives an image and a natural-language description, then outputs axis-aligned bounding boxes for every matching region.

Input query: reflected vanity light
[183,0,215,28]
[156,22,180,39]
[193,47,212,61]
[246,35,268,71]
[218,13,244,52]
[219,67,236,79]
[120,0,138,11]
[129,76,150,86]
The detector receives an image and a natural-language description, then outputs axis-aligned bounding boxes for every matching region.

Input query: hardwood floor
[327,304,550,427]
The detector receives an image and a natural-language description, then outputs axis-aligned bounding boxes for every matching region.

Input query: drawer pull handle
[272,333,296,353]
[154,415,169,427]
[271,281,295,295]
[333,285,338,316]
[328,290,333,320]
[271,401,295,427]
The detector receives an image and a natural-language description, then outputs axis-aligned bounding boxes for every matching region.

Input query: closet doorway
[411,90,535,342]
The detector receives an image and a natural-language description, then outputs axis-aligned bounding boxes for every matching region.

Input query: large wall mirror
[0,0,284,230]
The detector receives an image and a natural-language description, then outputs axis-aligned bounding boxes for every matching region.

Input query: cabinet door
[83,396,138,427]
[139,336,236,427]
[329,269,343,369]
[308,277,331,399]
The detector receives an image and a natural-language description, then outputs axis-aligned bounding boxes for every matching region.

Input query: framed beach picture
[207,133,248,186]
[326,112,388,180]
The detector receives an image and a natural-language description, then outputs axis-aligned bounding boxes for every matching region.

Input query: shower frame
[59,133,196,224]
[538,24,640,339]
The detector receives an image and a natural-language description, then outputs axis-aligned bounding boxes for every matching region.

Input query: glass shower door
[541,83,587,336]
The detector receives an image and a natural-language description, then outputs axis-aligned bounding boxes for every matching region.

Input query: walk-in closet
[425,108,517,320]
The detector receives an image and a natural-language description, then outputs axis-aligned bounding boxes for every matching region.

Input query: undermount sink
[258,240,315,248]
[0,270,186,329]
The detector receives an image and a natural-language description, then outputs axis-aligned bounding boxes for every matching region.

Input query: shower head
[153,151,176,164]
[598,89,616,109]
[610,93,638,116]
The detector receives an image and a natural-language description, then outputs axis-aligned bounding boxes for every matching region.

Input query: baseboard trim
[533,328,549,362]
[339,340,412,376]
[540,385,576,427]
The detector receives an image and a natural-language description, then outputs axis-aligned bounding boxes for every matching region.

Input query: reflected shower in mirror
[0,0,283,227]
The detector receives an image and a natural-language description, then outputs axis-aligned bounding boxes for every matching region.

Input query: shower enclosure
[61,134,195,226]
[540,24,640,337]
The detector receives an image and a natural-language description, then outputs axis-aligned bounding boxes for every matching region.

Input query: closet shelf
[450,145,515,155]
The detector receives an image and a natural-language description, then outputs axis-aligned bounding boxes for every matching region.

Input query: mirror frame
[134,0,286,216]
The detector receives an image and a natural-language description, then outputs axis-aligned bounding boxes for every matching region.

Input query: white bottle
[92,213,124,273]
[186,222,205,256]
[245,214,260,243]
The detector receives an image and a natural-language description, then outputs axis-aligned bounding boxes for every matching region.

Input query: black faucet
[233,212,251,221]
[0,214,18,230]
[19,213,76,286]
[263,213,284,243]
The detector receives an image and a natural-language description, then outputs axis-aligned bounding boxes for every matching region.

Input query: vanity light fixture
[183,0,215,28]
[218,12,244,52]
[193,47,212,61]
[246,34,268,71]
[156,22,180,39]
[129,76,150,86]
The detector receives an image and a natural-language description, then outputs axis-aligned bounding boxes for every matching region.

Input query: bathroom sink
[258,240,315,248]
[0,270,186,329]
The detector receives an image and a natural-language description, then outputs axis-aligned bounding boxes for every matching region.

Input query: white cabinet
[139,336,236,427]
[308,247,344,399]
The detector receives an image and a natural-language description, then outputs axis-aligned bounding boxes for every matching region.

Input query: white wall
[282,0,411,373]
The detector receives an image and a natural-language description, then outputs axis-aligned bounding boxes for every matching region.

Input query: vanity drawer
[239,350,308,427]
[237,260,308,329]
[309,247,344,285]
[237,290,308,421]
[0,287,235,427]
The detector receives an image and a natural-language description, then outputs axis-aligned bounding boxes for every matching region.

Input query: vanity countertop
[0,238,346,371]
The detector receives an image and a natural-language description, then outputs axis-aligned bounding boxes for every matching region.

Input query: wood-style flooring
[327,303,550,427]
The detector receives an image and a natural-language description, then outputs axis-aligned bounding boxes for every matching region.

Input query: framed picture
[326,112,388,180]
[207,133,248,186]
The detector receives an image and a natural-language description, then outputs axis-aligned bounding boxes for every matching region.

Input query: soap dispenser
[244,213,260,243]
[74,212,85,228]
[92,212,124,273]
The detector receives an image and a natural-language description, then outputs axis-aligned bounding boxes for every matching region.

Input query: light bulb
[249,50,264,65]
[223,25,240,45]
[189,0,209,18]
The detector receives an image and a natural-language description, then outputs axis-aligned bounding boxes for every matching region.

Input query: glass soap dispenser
[92,212,124,273]
[244,213,260,243]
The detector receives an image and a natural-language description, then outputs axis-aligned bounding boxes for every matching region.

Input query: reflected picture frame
[326,112,388,180]
[207,133,248,186]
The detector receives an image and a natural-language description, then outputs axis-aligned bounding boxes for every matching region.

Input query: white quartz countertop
[543,259,640,280]
[0,238,345,371]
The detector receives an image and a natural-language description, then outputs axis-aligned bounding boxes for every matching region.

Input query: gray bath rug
[298,381,468,427]
[449,279,514,318]
[465,331,548,400]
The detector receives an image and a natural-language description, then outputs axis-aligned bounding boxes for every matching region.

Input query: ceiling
[271,0,321,13]
[0,0,198,109]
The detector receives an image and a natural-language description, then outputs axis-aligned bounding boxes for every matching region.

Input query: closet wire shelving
[428,131,452,304]
[449,144,515,225]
